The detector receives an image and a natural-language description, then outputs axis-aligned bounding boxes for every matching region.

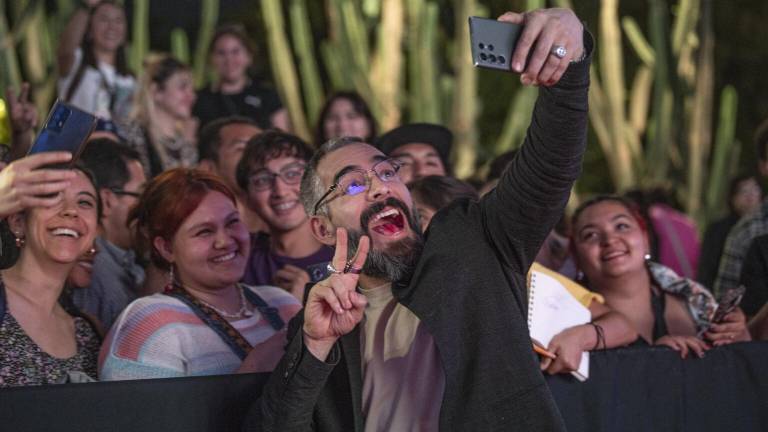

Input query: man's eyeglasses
[110,188,141,198]
[313,158,402,215]
[248,162,306,191]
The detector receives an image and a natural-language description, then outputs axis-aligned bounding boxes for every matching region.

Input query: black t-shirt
[193,80,283,129]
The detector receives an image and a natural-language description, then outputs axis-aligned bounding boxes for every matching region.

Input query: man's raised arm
[480,8,592,275]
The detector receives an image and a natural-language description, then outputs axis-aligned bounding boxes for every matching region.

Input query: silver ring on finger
[326,263,344,275]
[550,44,567,59]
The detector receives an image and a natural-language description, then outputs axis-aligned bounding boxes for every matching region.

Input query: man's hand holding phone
[499,8,584,87]
[0,152,77,218]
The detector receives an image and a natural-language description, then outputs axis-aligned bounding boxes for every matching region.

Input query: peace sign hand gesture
[303,228,369,361]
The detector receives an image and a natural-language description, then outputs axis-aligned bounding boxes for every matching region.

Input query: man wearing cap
[375,123,453,183]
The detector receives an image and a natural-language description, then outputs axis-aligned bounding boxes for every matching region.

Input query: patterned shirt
[0,311,100,387]
[99,284,301,380]
[713,199,768,296]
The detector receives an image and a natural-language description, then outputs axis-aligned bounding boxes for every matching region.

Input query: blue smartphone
[28,100,97,166]
[469,16,523,72]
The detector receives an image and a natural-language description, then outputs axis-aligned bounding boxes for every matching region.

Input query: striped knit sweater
[98,285,301,380]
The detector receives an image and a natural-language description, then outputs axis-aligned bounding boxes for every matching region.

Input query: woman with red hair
[99,169,300,379]
[571,195,751,358]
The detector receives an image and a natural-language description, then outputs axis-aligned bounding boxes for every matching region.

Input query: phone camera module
[478,43,485,49]
[499,56,506,64]
[480,53,488,61]
[488,44,494,51]
[47,105,72,133]
[489,54,497,62]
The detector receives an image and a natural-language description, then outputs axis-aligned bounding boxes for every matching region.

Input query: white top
[360,283,445,432]
[57,48,135,121]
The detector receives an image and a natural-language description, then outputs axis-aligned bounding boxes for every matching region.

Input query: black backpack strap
[242,286,285,331]
[164,284,252,361]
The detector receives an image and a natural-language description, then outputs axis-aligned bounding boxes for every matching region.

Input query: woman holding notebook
[570,195,751,359]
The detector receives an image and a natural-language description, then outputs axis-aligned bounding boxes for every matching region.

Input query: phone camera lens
[480,53,488,61]
[488,44,495,51]
[489,54,497,62]
[479,43,485,49]
[499,56,506,64]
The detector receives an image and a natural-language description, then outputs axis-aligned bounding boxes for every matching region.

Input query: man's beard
[346,197,424,282]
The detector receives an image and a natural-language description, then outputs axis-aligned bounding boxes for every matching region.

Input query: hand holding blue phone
[0,152,78,217]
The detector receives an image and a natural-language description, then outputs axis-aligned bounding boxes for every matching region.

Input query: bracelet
[589,322,606,351]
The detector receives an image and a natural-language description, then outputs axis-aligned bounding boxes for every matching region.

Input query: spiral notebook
[527,266,592,381]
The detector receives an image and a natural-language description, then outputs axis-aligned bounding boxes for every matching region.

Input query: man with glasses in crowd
[246,7,591,431]
[236,131,333,301]
[75,138,146,330]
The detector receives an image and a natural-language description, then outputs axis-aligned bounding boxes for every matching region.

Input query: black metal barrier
[2,342,768,432]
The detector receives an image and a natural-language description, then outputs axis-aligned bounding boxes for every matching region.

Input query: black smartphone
[28,100,97,166]
[713,286,746,323]
[468,16,523,72]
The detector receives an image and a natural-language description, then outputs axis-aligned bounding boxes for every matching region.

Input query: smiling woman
[0,165,102,387]
[571,195,751,358]
[99,169,300,380]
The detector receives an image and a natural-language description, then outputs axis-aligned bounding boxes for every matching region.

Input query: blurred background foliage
[1,0,767,227]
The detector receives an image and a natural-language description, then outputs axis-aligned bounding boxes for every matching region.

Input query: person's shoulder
[729,207,768,242]
[107,294,203,345]
[117,294,194,322]
[196,84,217,98]
[243,284,301,307]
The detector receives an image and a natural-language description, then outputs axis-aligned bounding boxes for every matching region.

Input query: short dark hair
[197,116,259,162]
[300,136,366,216]
[728,174,763,213]
[236,130,314,191]
[407,175,478,212]
[208,24,256,57]
[80,138,142,190]
[314,91,377,146]
[571,194,648,235]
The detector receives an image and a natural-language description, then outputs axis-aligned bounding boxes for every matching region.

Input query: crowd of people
[0,1,766,429]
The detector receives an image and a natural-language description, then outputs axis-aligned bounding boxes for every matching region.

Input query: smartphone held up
[468,16,522,72]
[28,101,96,167]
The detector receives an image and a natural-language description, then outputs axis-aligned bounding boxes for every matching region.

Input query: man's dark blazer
[245,33,593,432]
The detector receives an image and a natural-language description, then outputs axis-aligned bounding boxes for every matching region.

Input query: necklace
[191,284,254,320]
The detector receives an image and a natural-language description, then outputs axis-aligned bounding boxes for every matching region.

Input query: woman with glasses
[235,131,333,301]
[99,169,301,380]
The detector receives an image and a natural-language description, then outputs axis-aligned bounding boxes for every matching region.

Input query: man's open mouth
[369,207,406,236]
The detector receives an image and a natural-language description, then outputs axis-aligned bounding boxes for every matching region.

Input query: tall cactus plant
[261,0,311,141]
[192,0,219,86]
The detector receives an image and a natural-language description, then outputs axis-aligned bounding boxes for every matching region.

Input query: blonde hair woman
[121,54,198,178]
